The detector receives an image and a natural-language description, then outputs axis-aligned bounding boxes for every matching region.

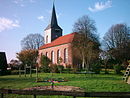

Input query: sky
[0,0,130,63]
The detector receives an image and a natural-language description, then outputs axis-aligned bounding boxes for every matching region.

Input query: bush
[66,64,72,73]
[40,55,51,66]
[11,70,19,75]
[91,62,101,74]
[113,65,122,74]
[40,55,51,73]
[57,65,64,73]
[50,64,59,73]
[40,65,50,73]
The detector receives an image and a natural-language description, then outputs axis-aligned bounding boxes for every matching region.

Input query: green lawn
[0,72,130,92]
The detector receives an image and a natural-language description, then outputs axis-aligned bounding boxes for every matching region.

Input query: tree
[73,15,98,42]
[40,55,51,67]
[103,23,130,64]
[21,33,44,50]
[16,49,38,68]
[40,55,51,73]
[72,15,100,70]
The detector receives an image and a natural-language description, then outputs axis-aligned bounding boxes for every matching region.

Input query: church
[39,4,80,67]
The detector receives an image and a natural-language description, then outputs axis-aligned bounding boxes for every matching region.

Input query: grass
[0,72,130,97]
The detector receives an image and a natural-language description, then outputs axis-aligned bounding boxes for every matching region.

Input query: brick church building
[39,4,80,67]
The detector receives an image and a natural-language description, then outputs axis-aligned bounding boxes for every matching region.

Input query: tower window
[55,29,60,32]
[46,35,48,43]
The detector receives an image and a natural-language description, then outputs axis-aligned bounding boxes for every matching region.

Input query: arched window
[57,50,60,63]
[64,48,68,63]
[51,51,54,63]
[46,52,48,57]
[46,35,48,43]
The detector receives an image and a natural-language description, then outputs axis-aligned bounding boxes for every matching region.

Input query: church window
[46,35,48,43]
[51,51,54,63]
[64,48,68,63]
[55,29,60,33]
[46,52,48,57]
[57,50,60,63]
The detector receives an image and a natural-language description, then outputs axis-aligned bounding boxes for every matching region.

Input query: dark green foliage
[0,52,8,75]
[50,64,59,73]
[40,65,50,73]
[66,64,72,73]
[57,65,64,73]
[91,61,101,74]
[49,64,64,73]
[40,55,51,66]
[113,64,122,74]
[40,55,51,73]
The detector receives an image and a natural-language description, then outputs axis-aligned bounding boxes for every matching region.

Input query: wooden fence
[0,88,130,98]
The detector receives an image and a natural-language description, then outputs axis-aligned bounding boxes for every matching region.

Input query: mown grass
[0,72,130,98]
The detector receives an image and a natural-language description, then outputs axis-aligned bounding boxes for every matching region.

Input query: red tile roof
[39,32,77,49]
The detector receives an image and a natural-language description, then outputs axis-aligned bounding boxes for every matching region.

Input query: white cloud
[0,17,20,32]
[37,16,45,21]
[12,0,36,7]
[88,0,112,12]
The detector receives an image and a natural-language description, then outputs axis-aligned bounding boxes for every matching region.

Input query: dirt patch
[24,86,84,92]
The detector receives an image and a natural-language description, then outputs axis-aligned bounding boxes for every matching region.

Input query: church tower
[44,4,62,44]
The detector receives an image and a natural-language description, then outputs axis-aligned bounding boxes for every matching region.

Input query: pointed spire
[51,3,58,27]
[45,2,62,30]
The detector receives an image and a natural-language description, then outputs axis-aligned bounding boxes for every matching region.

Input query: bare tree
[103,23,130,63]
[21,33,44,50]
[103,24,130,49]
[72,15,100,70]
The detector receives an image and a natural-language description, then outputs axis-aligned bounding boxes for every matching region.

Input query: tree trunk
[82,53,85,69]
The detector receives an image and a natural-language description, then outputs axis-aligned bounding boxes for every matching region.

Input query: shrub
[113,64,122,74]
[50,64,59,73]
[40,55,51,73]
[40,66,50,73]
[40,55,51,66]
[66,64,72,73]
[57,65,64,73]
[91,62,101,74]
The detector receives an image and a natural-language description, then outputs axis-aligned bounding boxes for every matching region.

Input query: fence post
[34,95,36,98]
[1,93,4,98]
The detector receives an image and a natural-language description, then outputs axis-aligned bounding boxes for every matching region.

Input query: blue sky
[0,0,130,63]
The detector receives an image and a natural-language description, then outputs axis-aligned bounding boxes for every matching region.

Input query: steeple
[45,3,62,30]
[44,3,62,44]
[51,4,58,27]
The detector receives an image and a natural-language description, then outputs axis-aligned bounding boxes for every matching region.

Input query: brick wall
[39,43,73,67]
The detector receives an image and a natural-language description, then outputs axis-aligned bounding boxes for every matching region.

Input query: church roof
[39,32,77,49]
